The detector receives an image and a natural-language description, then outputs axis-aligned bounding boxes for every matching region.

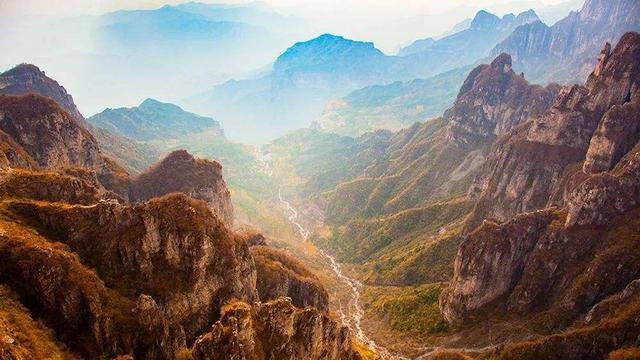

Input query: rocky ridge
[489,0,640,84]
[465,31,640,231]
[0,64,87,127]
[441,32,640,350]
[0,65,358,359]
[445,52,559,148]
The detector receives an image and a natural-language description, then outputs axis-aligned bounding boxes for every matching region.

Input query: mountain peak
[470,10,500,30]
[302,33,374,48]
[0,63,87,127]
[517,9,539,22]
[274,33,384,75]
[2,63,43,77]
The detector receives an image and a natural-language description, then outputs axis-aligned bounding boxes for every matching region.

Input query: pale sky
[1,0,582,51]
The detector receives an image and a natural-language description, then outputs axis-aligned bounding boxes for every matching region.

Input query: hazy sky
[2,0,582,51]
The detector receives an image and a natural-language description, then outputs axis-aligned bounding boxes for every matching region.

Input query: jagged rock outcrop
[583,101,640,174]
[445,53,559,148]
[192,299,357,360]
[466,32,640,231]
[489,0,640,84]
[585,279,640,325]
[0,94,103,170]
[251,246,329,311]
[0,163,356,359]
[566,144,640,227]
[8,193,254,342]
[0,64,87,127]
[441,33,640,329]
[129,150,234,225]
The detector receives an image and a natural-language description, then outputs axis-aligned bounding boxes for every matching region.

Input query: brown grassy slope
[0,284,79,360]
[495,293,640,360]
[0,168,110,205]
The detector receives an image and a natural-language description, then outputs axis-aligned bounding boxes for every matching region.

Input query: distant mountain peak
[517,9,539,22]
[274,33,384,74]
[470,9,540,31]
[470,10,501,29]
[303,33,374,47]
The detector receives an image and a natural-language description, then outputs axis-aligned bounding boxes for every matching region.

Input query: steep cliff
[130,150,234,225]
[490,0,640,84]
[0,64,87,127]
[251,245,329,311]
[8,193,256,342]
[0,129,37,170]
[0,63,163,176]
[191,299,357,360]
[466,32,640,231]
[445,53,559,148]
[0,94,103,171]
[441,33,640,335]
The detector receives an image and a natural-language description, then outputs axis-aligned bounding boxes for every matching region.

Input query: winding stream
[277,185,402,359]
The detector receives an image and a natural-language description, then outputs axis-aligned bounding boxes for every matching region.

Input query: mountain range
[186,9,542,144]
[88,98,223,141]
[0,60,362,360]
[268,27,640,357]
[2,0,640,359]
[491,0,640,84]
[398,9,541,76]
[310,0,639,138]
[2,1,312,116]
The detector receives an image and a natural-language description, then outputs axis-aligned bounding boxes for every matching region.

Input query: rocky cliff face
[0,129,37,170]
[0,63,163,176]
[490,0,640,84]
[466,32,640,231]
[192,299,357,360]
[9,193,256,342]
[441,33,640,333]
[0,94,103,171]
[445,53,559,148]
[0,160,356,359]
[0,64,87,127]
[251,245,330,311]
[130,150,234,226]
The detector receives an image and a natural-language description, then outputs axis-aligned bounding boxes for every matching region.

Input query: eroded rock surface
[465,32,640,231]
[445,53,559,148]
[130,150,234,225]
[192,299,357,360]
